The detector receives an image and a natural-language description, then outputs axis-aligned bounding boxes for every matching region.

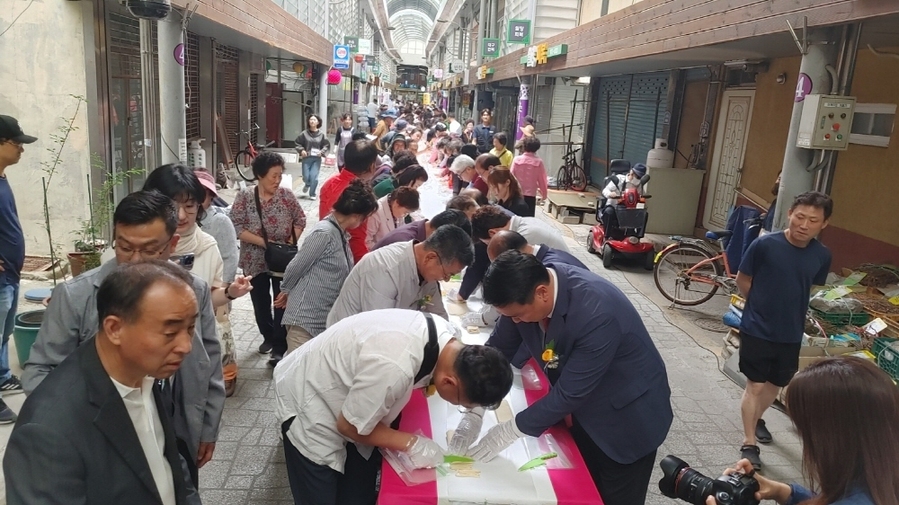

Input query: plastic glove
[461,305,500,328]
[461,311,486,328]
[447,407,485,455]
[406,436,445,469]
[469,419,526,462]
[444,287,463,302]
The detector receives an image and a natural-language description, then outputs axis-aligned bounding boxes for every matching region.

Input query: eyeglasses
[2,140,23,148]
[113,240,169,259]
[434,253,452,282]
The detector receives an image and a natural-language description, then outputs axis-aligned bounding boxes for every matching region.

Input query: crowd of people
[1,109,897,505]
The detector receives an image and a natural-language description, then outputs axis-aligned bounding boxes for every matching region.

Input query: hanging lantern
[327,69,343,85]
[354,54,365,64]
[293,62,305,74]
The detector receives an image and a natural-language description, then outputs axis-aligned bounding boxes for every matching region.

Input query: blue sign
[333,45,350,70]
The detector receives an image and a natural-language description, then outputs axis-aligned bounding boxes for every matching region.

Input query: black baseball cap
[0,116,37,144]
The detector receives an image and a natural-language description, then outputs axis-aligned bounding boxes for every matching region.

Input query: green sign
[372,64,380,74]
[547,43,568,58]
[344,36,359,52]
[507,19,531,44]
[482,38,500,57]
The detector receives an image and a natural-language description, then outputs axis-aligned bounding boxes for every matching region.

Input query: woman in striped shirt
[275,180,378,356]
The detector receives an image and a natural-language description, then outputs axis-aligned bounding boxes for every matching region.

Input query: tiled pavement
[198,157,805,504]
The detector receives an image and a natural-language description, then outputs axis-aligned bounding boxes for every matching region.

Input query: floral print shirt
[231,185,307,277]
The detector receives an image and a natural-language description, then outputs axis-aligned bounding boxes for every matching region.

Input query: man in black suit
[4,261,196,505]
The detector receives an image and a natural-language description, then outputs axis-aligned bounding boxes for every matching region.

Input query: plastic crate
[872,337,898,359]
[810,308,871,326]
[877,346,899,381]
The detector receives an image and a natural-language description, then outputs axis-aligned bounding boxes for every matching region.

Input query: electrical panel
[796,94,856,150]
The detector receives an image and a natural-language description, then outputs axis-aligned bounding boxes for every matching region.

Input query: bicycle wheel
[569,163,587,191]
[653,244,723,306]
[556,165,571,191]
[235,150,256,181]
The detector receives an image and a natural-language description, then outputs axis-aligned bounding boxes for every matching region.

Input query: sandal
[756,419,773,444]
[740,444,762,471]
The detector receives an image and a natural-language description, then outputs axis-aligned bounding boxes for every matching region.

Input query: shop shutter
[587,73,667,182]
[185,32,201,141]
[621,72,668,165]
[551,84,587,145]
[249,73,259,144]
[216,44,240,159]
[589,75,630,182]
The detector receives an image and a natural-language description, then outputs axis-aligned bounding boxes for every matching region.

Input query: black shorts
[739,333,801,387]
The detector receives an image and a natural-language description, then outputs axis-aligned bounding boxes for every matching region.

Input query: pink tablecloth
[378,359,603,505]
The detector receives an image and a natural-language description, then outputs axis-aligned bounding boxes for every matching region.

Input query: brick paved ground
[197,158,805,504]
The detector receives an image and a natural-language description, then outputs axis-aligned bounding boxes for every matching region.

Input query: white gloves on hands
[447,407,485,455]
[406,436,445,469]
[469,419,526,462]
[461,305,500,328]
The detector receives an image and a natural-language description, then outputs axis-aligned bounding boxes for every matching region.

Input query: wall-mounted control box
[796,94,856,150]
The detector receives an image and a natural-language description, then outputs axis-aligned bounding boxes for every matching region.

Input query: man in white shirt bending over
[274,309,513,505]
[4,261,194,504]
[327,224,474,326]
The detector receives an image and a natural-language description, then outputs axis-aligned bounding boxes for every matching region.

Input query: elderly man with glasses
[326,225,474,327]
[22,190,225,505]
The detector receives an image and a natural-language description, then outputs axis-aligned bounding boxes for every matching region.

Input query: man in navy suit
[466,251,672,505]
[486,230,586,268]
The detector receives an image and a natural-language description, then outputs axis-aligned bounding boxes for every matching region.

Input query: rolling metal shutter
[588,72,668,182]
[216,44,240,158]
[185,32,201,141]
[249,73,259,144]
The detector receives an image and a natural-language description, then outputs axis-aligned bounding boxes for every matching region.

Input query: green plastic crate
[810,308,871,326]
[875,338,899,381]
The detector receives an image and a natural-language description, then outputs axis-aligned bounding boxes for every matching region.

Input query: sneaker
[740,444,762,471]
[0,400,16,424]
[258,342,273,354]
[755,419,773,444]
[0,375,24,395]
[268,353,283,367]
[301,185,308,195]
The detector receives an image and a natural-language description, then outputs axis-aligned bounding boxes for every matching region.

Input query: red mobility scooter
[586,160,655,270]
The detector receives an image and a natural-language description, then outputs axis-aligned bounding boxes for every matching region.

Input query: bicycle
[234,123,275,181]
[653,215,765,306]
[556,147,587,191]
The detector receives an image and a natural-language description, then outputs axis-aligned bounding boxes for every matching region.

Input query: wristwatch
[225,282,238,300]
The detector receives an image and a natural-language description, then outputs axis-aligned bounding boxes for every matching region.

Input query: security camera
[126,0,171,20]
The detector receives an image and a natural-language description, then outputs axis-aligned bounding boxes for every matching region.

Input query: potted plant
[67,220,103,277]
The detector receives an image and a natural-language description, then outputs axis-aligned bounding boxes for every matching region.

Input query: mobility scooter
[586,159,655,270]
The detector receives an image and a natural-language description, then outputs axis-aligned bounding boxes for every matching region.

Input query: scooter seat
[705,230,733,240]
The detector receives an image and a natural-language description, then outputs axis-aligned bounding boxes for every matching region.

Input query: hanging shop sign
[482,38,500,57]
[477,65,495,80]
[521,43,568,67]
[358,38,372,55]
[344,36,359,53]
[433,68,444,79]
[333,45,350,69]
[507,19,531,45]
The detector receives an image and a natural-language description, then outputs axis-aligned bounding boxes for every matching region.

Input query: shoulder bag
[254,186,298,275]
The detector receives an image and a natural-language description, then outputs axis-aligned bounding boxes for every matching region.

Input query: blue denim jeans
[302,157,323,197]
[0,283,18,381]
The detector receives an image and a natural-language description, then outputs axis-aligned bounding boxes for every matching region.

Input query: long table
[377,289,604,505]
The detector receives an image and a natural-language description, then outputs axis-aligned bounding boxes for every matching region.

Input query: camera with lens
[658,455,759,505]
